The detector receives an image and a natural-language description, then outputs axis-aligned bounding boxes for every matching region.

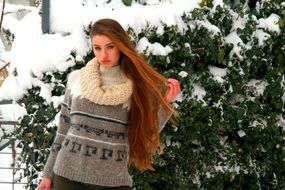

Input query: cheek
[114,49,121,59]
[93,50,99,57]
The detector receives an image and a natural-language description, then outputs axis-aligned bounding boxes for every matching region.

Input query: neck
[99,65,122,86]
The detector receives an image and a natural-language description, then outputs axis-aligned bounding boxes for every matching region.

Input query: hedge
[6,0,285,189]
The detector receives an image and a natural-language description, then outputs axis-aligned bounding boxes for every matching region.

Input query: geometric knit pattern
[42,62,172,187]
[43,69,133,187]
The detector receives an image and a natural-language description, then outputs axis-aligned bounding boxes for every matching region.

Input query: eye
[94,46,101,51]
[107,45,114,49]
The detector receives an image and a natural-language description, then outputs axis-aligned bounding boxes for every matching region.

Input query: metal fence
[0,100,27,190]
[0,1,49,189]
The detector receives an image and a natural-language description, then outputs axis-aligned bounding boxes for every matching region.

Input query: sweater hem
[53,165,133,187]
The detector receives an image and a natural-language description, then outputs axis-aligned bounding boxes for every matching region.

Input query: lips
[101,60,110,64]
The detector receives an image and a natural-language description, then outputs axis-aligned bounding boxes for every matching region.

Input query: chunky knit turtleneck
[99,64,122,86]
[42,57,173,188]
[80,58,132,106]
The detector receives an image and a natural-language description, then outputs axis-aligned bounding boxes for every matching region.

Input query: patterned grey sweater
[42,58,172,187]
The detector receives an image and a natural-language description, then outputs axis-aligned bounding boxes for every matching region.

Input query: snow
[278,115,285,131]
[246,79,268,97]
[0,146,27,190]
[136,37,173,56]
[254,29,270,46]
[212,0,224,9]
[191,84,207,106]
[0,0,284,189]
[0,40,4,54]
[178,71,188,78]
[257,13,281,34]
[237,130,246,137]
[0,1,201,188]
[224,31,249,60]
[0,75,24,100]
[249,119,267,129]
[227,12,281,60]
[50,0,199,35]
[1,4,35,34]
[196,19,221,36]
[230,10,249,31]
[208,66,227,83]
[0,103,26,123]
[281,74,285,105]
[0,0,281,108]
[0,0,200,103]
[214,163,241,175]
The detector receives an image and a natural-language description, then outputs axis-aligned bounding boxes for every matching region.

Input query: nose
[101,49,107,58]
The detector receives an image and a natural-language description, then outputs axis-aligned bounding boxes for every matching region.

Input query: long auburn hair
[90,18,173,170]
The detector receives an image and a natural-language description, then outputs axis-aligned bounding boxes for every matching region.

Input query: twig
[0,0,6,30]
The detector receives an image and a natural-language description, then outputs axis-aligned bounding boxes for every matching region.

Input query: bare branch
[0,0,6,30]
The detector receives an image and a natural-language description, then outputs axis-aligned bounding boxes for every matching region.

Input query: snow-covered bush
[1,0,285,189]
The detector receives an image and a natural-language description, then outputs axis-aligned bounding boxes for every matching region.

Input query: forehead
[91,35,113,45]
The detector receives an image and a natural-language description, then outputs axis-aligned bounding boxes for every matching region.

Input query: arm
[38,73,75,190]
[158,78,181,131]
[42,89,72,179]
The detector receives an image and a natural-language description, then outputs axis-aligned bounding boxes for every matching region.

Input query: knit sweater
[42,58,172,187]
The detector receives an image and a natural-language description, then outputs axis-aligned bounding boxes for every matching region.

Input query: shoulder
[66,69,81,97]
[67,70,81,84]
[66,58,96,86]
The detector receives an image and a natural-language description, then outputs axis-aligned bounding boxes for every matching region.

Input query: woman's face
[91,35,120,69]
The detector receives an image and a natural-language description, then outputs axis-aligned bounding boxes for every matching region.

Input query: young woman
[37,18,180,190]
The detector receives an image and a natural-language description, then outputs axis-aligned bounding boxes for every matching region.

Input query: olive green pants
[52,175,132,190]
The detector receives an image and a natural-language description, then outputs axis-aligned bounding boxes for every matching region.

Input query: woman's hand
[37,177,52,190]
[165,78,181,103]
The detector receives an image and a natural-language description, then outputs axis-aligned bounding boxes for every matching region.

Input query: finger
[167,84,178,96]
[45,183,51,190]
[168,84,181,101]
[166,87,178,102]
[168,78,180,84]
[167,83,175,95]
[37,185,42,190]
[167,79,180,86]
[168,82,180,94]
[167,79,181,92]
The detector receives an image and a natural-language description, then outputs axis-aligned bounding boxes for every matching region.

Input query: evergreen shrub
[9,0,285,189]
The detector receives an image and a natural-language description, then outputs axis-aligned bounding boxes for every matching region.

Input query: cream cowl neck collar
[80,58,132,106]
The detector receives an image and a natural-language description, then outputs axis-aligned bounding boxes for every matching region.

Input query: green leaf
[122,0,132,6]
[218,48,225,63]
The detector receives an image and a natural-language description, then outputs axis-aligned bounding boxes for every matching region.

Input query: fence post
[42,0,50,34]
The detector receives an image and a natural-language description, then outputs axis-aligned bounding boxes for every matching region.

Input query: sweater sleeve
[42,82,72,180]
[158,105,173,132]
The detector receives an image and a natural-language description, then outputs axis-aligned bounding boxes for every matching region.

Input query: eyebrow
[93,42,114,46]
